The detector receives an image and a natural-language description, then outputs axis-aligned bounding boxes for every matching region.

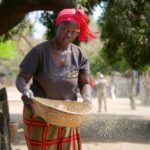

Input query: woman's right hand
[21,89,34,105]
[21,89,35,114]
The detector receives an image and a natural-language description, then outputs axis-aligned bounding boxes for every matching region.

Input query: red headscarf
[55,8,98,42]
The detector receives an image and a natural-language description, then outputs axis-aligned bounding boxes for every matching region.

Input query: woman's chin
[63,42,71,47]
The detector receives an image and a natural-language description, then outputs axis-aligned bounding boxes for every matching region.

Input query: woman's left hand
[83,99,92,104]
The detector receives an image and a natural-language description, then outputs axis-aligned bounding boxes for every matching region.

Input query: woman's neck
[52,39,69,52]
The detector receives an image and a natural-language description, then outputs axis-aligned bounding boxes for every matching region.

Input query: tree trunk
[0,0,77,35]
[128,70,136,110]
[0,88,11,150]
[141,71,150,105]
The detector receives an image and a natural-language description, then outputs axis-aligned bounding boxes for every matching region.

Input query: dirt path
[6,86,150,150]
[12,142,150,150]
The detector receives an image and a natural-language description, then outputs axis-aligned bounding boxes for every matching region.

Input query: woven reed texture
[32,97,93,127]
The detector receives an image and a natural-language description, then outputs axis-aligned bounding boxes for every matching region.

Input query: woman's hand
[16,71,35,114]
[83,99,92,104]
[80,84,92,104]
[16,74,33,105]
[21,89,35,114]
[21,89,34,105]
[23,89,34,98]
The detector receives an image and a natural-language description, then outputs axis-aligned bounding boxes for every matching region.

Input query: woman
[16,8,97,150]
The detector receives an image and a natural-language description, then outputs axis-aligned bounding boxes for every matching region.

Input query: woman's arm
[16,70,34,105]
[78,73,92,103]
[16,70,32,93]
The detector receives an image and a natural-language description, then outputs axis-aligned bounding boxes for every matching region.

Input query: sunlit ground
[6,86,150,150]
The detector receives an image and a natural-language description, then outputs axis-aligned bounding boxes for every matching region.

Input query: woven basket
[31,97,93,127]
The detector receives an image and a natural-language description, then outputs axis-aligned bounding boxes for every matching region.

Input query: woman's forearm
[80,83,92,103]
[16,76,29,94]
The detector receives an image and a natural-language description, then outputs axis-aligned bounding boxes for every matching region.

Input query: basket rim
[32,97,93,115]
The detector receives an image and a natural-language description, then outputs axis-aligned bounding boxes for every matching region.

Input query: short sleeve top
[20,41,90,101]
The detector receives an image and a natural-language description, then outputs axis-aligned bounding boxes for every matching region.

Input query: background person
[109,76,116,100]
[95,74,109,112]
[16,8,97,150]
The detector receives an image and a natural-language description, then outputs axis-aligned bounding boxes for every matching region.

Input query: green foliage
[90,50,129,75]
[90,53,109,74]
[39,11,57,40]
[77,0,88,4]
[99,0,150,71]
[0,40,17,59]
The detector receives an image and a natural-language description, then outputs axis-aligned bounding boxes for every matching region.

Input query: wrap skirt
[23,106,82,150]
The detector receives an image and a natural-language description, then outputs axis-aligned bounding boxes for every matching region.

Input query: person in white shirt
[109,76,116,100]
[95,74,109,112]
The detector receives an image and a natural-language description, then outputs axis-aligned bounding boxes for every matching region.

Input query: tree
[0,40,16,59]
[99,0,150,108]
[0,0,77,36]
[99,0,150,70]
[0,0,108,36]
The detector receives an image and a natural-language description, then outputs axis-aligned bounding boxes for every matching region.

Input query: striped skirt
[23,106,82,150]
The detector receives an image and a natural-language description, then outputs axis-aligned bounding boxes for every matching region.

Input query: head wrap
[55,8,98,42]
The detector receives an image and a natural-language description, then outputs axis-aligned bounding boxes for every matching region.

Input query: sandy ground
[6,86,150,150]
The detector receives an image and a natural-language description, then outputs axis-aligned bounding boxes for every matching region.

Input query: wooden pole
[0,88,11,150]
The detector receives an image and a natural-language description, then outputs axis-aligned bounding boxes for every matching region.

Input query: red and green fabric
[23,106,82,150]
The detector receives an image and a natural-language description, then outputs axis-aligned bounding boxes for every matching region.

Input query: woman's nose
[66,31,72,38]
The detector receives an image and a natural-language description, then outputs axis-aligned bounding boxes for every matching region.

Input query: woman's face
[55,21,80,47]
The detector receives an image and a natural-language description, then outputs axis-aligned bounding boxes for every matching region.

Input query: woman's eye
[63,29,79,36]
[64,29,69,33]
